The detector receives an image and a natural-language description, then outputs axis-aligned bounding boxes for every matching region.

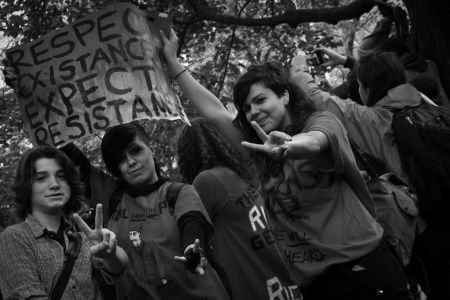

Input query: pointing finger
[250,121,269,142]
[192,239,201,253]
[95,203,103,231]
[241,141,267,153]
[174,256,187,262]
[73,213,93,236]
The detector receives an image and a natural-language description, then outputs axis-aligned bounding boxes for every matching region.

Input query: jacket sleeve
[0,228,50,300]
[294,72,409,183]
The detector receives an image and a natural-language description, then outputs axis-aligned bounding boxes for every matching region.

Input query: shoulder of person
[0,221,31,243]
[304,111,341,128]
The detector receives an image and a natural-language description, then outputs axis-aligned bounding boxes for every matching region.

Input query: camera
[306,52,324,66]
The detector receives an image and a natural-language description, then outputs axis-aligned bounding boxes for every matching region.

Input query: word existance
[6,3,188,147]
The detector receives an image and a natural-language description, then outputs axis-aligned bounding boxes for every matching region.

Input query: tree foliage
[1,0,447,227]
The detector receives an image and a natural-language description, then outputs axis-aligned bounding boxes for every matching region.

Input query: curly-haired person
[161,28,410,300]
[177,118,301,300]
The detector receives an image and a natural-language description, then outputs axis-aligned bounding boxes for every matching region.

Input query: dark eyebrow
[246,92,264,105]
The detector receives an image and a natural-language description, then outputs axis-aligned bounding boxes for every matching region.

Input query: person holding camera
[161,27,410,300]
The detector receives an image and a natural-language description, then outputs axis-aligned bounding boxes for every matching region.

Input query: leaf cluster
[0,0,381,227]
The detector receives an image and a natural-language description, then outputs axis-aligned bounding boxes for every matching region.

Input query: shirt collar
[25,214,73,239]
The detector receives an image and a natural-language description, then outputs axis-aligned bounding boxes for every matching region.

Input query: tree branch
[185,0,386,27]
[216,0,252,97]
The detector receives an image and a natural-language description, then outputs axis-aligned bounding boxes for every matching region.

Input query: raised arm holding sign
[6,3,188,147]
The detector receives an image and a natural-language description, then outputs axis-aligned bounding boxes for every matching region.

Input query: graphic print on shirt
[236,184,275,252]
[237,184,302,299]
[265,162,333,266]
[111,197,171,222]
[129,230,142,248]
[267,276,303,300]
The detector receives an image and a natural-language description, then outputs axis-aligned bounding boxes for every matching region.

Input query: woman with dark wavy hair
[0,145,128,300]
[177,118,300,299]
[161,28,409,300]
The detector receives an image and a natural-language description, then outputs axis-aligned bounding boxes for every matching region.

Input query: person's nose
[249,104,260,120]
[125,153,137,166]
[48,176,61,190]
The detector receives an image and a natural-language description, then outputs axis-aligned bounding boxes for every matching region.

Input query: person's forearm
[284,131,326,160]
[165,57,228,119]
[165,57,247,153]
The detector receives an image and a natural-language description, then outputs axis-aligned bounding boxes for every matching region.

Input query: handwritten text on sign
[6,3,188,147]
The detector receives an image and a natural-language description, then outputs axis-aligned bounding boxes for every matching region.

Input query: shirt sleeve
[192,171,229,223]
[172,184,213,226]
[294,72,391,165]
[0,228,50,300]
[304,112,353,175]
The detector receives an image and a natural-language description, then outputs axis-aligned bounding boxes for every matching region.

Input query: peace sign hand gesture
[174,239,207,275]
[73,203,117,259]
[241,121,292,160]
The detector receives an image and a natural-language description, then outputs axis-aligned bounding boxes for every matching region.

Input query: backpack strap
[166,182,185,209]
[50,232,83,300]
[349,139,380,179]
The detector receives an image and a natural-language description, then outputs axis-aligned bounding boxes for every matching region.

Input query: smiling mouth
[129,168,142,175]
[256,118,268,127]
[46,193,64,198]
[255,116,266,123]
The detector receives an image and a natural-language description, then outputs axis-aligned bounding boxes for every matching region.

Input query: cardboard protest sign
[6,3,189,147]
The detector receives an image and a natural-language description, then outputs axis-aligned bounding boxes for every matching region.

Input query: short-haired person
[177,118,301,299]
[0,145,129,300]
[161,28,409,300]
[100,122,230,300]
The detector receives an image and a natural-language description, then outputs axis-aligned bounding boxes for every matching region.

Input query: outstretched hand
[73,203,117,259]
[174,239,207,275]
[241,121,292,160]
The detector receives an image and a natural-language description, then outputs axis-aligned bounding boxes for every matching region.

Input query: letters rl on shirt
[267,276,302,300]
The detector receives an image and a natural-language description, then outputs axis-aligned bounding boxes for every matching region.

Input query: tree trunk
[404,0,450,98]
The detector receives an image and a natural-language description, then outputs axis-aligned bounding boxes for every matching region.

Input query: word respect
[7,5,177,147]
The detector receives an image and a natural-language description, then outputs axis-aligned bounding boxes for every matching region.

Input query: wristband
[174,68,187,80]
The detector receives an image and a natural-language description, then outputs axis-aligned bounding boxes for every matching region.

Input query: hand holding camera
[306,52,324,66]
[312,48,346,67]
